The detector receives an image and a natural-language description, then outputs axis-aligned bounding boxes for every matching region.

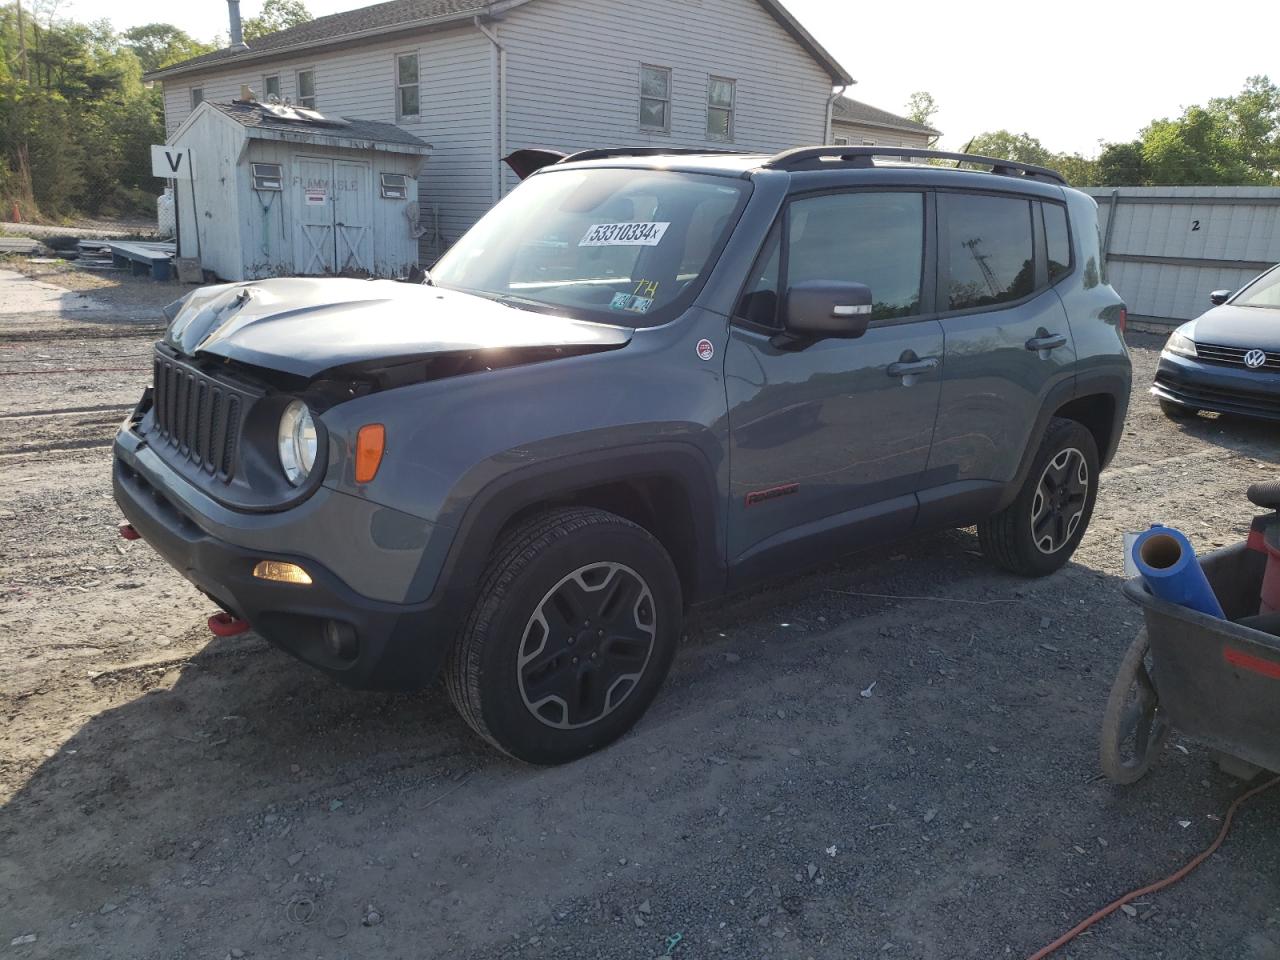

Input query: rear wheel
[445,507,682,765]
[1159,399,1199,420]
[978,418,1099,577]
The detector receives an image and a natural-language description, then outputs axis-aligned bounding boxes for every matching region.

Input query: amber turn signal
[355,424,386,484]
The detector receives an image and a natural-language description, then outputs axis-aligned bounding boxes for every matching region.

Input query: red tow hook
[208,612,251,637]
[119,523,141,541]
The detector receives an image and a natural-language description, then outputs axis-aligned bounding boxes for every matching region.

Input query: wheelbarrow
[1100,482,1280,784]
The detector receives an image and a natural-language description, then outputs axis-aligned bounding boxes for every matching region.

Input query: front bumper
[1153,352,1280,422]
[113,430,459,690]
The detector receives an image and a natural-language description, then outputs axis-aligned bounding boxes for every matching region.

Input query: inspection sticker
[579,222,670,246]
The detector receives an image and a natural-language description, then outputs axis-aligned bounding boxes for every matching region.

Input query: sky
[80,0,1278,157]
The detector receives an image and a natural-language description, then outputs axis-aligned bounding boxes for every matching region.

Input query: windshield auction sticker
[580,222,670,246]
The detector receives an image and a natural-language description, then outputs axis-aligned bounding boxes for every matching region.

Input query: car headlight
[278,400,318,486]
[1163,331,1197,358]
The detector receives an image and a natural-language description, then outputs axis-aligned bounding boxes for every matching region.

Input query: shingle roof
[831,96,940,136]
[208,99,431,150]
[146,0,851,85]
[147,0,492,78]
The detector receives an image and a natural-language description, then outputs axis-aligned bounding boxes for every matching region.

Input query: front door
[333,159,372,273]
[295,157,336,274]
[725,190,944,578]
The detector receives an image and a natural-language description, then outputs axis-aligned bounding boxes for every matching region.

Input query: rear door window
[1042,202,1072,283]
[939,193,1035,311]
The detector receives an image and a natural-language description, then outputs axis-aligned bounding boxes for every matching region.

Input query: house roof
[205,99,432,152]
[145,0,852,85]
[831,96,940,137]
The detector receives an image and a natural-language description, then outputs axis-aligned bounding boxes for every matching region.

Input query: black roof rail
[559,146,749,164]
[762,146,1067,185]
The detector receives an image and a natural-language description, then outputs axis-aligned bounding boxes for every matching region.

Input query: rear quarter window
[1043,203,1072,283]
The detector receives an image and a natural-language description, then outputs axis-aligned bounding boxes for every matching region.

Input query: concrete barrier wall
[1083,186,1280,331]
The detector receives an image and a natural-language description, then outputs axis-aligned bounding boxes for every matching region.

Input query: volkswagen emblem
[1243,348,1267,369]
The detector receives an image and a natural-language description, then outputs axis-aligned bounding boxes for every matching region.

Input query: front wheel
[446,507,682,765]
[978,417,1100,577]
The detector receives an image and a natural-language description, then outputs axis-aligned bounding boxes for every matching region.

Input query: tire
[445,507,682,765]
[1099,629,1170,784]
[978,417,1100,577]
[1159,399,1199,420]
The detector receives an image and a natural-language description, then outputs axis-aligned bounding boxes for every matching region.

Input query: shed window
[639,65,671,132]
[251,162,284,192]
[263,74,280,100]
[190,87,204,109]
[706,77,735,140]
[296,69,316,108]
[396,53,419,119]
[380,173,409,200]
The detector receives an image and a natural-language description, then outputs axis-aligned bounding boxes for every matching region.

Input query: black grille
[151,350,248,482]
[1196,342,1280,371]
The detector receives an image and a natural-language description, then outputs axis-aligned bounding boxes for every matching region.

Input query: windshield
[430,168,750,326]
[1234,266,1280,309]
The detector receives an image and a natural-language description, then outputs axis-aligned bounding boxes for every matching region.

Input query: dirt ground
[2,273,1278,960]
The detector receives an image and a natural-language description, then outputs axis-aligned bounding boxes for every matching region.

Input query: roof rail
[762,146,1067,185]
[559,146,749,164]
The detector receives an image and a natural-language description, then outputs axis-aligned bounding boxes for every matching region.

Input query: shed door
[294,157,336,274]
[333,160,372,273]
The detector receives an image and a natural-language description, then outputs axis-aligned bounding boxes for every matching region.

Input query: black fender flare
[408,440,726,613]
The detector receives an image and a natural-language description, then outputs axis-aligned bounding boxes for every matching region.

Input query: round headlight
[278,400,318,486]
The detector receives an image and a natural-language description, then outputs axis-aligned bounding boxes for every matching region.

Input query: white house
[830,96,939,150]
[146,0,852,259]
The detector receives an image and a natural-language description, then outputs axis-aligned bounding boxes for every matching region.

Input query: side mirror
[782,281,873,341]
[1209,289,1232,306]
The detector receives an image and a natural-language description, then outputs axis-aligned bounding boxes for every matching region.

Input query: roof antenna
[955,138,974,168]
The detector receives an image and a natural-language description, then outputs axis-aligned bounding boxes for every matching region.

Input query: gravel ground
[1,278,1278,960]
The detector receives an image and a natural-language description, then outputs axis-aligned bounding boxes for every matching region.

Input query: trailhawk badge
[696,339,715,361]
[1244,348,1267,369]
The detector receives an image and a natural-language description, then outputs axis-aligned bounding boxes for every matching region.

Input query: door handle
[886,357,940,379]
[1025,333,1068,353]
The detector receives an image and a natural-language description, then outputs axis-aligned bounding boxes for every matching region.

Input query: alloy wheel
[517,562,657,729]
[1031,447,1089,555]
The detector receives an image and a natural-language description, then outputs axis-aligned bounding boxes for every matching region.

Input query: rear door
[725,189,944,574]
[925,191,1075,491]
[334,159,373,273]
[294,157,336,274]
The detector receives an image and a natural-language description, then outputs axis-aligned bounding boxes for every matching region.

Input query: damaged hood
[165,278,632,378]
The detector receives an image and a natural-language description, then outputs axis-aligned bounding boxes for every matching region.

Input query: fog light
[252,560,313,585]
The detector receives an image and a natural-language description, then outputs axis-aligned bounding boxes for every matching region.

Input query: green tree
[242,0,312,41]
[1141,106,1253,185]
[122,23,215,73]
[966,130,1053,166]
[1096,141,1144,185]
[904,90,939,147]
[1207,74,1279,181]
[1051,153,1097,186]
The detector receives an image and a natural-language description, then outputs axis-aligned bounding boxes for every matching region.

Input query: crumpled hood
[1185,304,1280,352]
[165,277,632,378]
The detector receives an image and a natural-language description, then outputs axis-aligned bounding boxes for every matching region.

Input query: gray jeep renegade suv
[113,146,1130,764]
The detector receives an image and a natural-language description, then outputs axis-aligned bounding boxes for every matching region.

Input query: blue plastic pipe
[1132,524,1225,618]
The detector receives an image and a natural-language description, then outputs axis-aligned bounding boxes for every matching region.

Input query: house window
[380,173,409,199]
[263,74,280,100]
[190,87,204,109]
[862,138,876,145]
[251,162,283,191]
[706,77,735,140]
[396,53,420,119]
[639,64,671,132]
[296,69,316,109]
[833,135,850,146]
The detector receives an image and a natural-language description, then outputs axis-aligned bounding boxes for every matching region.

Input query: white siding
[160,26,492,255]
[831,121,932,150]
[499,0,833,192]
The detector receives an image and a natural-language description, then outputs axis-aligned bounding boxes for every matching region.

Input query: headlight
[278,401,318,486]
[1163,331,1197,358]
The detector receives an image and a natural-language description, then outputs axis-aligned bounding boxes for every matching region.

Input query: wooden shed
[167,98,431,280]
